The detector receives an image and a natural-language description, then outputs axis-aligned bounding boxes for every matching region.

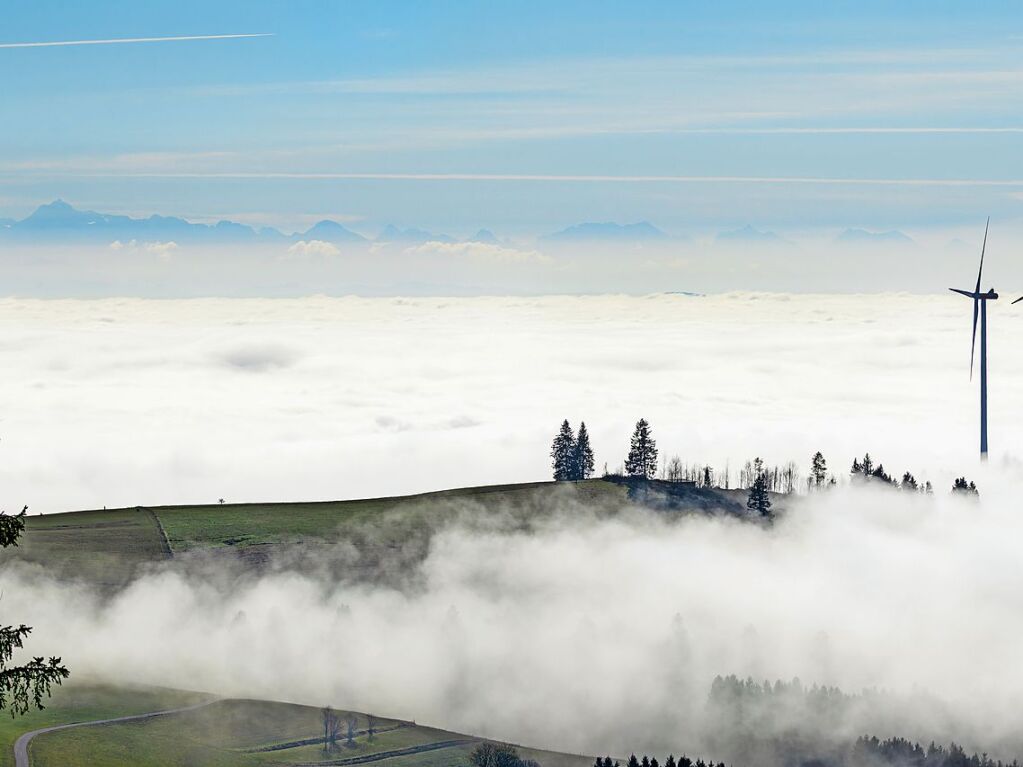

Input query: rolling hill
[4,682,593,767]
[0,480,763,766]
[0,479,748,589]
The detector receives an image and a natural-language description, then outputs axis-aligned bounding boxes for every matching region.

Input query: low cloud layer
[6,480,1023,761]
[109,239,179,258]
[287,239,341,258]
[0,294,1020,513]
[1,230,1019,296]
[405,240,549,264]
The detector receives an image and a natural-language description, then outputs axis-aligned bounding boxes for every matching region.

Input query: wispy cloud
[0,33,272,49]
[43,171,1023,187]
[287,239,341,258]
[405,240,549,264]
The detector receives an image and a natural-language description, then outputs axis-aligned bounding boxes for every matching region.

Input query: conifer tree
[901,472,918,491]
[952,477,980,497]
[746,457,772,516]
[872,463,894,484]
[573,422,595,480]
[550,420,576,481]
[810,451,827,489]
[861,452,874,476]
[625,418,658,479]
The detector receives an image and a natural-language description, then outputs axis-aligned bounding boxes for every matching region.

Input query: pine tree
[625,418,658,479]
[901,472,918,491]
[572,422,595,480]
[861,452,874,475]
[550,420,576,481]
[872,463,893,484]
[851,457,862,475]
[627,756,641,767]
[746,457,772,516]
[810,451,827,489]
[952,477,980,497]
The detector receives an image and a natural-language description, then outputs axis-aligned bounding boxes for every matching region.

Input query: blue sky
[3,1,1023,235]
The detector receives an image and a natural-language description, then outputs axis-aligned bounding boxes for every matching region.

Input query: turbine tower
[949,218,998,460]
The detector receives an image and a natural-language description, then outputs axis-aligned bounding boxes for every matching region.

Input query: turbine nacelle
[949,288,998,300]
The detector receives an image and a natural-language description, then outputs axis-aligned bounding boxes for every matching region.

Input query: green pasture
[25,695,592,767]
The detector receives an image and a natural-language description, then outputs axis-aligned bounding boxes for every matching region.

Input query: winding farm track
[12,700,217,767]
[295,738,477,767]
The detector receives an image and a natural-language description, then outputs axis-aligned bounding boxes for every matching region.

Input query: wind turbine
[949,218,998,459]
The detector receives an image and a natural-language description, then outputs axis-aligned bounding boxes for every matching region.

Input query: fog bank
[0,294,1021,513]
[5,478,1023,760]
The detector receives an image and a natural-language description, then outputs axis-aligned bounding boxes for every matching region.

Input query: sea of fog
[0,293,1019,513]
[3,293,1023,760]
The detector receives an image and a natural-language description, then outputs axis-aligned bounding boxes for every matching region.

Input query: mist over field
[0,293,1021,514]
[6,477,1023,762]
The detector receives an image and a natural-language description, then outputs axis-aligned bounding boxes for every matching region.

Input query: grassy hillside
[0,478,750,588]
[0,683,212,767]
[0,508,170,587]
[154,480,626,552]
[0,481,633,586]
[24,692,593,767]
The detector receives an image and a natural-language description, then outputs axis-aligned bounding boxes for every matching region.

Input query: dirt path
[249,722,412,753]
[13,700,216,767]
[295,738,477,767]
[143,507,173,558]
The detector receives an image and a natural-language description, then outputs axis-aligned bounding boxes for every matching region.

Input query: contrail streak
[58,171,1023,187]
[0,33,272,49]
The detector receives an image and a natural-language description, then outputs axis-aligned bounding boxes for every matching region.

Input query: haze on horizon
[3,0,1023,282]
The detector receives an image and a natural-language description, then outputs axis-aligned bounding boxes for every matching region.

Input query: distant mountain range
[0,201,920,250]
[837,228,914,244]
[543,221,669,241]
[716,224,784,243]
[1,203,679,246]
[0,200,471,246]
[377,224,455,243]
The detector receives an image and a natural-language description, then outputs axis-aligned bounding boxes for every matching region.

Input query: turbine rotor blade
[1014,296,1023,305]
[949,288,978,298]
[976,217,989,293]
[970,298,978,380]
